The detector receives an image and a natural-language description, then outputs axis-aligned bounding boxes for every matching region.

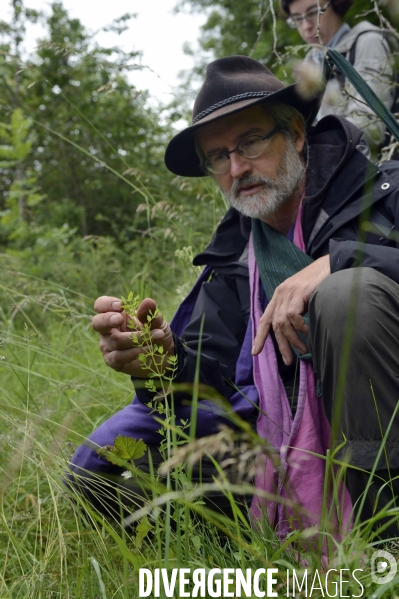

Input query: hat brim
[164,83,322,177]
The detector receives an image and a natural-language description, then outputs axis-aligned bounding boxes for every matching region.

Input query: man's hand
[92,296,175,378]
[252,255,331,365]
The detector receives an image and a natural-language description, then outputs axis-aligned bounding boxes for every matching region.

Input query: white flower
[121,470,133,480]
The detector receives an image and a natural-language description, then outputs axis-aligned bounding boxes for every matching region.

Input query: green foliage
[114,435,147,460]
[16,3,168,239]
[0,108,32,165]
[0,108,46,246]
[98,435,147,466]
[0,1,228,309]
[120,291,141,316]
[135,515,153,549]
[0,1,180,246]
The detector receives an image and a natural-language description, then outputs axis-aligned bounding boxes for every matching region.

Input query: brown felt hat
[164,55,323,177]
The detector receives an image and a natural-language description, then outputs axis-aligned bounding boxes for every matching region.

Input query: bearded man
[68,56,399,537]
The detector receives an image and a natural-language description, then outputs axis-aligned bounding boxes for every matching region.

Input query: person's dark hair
[280,0,353,18]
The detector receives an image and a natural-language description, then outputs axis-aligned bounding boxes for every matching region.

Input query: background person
[280,0,396,156]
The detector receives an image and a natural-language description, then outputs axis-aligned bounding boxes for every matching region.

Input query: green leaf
[135,515,153,549]
[97,446,127,467]
[89,557,107,599]
[326,49,399,142]
[145,379,156,392]
[192,535,201,551]
[0,144,16,158]
[114,435,147,460]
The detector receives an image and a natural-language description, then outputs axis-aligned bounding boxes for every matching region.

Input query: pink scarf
[249,202,352,541]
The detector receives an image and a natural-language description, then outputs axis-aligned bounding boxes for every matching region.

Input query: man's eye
[246,138,257,146]
[306,7,319,16]
[240,136,262,153]
[211,153,226,164]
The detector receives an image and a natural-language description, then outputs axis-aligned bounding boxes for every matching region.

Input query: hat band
[192,91,273,125]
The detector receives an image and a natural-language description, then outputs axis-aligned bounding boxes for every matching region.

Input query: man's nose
[228,151,252,178]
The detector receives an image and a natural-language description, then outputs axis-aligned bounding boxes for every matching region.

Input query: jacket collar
[303,115,367,244]
[193,207,249,267]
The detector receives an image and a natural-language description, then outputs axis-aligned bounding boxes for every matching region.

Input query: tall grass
[1,270,399,598]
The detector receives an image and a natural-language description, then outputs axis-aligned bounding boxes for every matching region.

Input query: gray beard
[221,137,306,220]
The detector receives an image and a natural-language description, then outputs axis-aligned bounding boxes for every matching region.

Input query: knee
[310,267,381,323]
[308,267,388,345]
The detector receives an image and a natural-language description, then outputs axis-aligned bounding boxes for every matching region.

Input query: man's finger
[92,311,126,334]
[286,304,309,335]
[103,347,150,373]
[252,300,276,355]
[272,326,294,366]
[289,314,310,335]
[99,331,138,352]
[99,328,166,352]
[94,296,123,314]
[252,318,272,355]
[136,298,158,325]
[274,319,308,360]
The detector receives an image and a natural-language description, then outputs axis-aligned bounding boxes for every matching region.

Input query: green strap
[251,219,313,359]
[325,48,399,143]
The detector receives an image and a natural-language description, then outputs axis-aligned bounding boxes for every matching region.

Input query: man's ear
[292,116,306,153]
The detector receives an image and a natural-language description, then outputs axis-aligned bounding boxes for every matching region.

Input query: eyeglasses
[286,0,332,29]
[201,125,282,174]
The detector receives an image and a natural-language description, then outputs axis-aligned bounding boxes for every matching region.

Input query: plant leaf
[135,515,153,549]
[114,435,147,460]
[325,49,399,142]
[97,445,127,467]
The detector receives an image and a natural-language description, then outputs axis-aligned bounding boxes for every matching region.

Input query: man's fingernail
[110,314,121,325]
[112,301,122,311]
[152,330,164,340]
[252,344,256,355]
[282,356,288,366]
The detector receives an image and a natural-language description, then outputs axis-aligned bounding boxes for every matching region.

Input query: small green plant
[97,434,147,468]
[119,291,184,456]
[120,291,178,403]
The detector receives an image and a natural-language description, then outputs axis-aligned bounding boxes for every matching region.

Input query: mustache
[231,174,274,198]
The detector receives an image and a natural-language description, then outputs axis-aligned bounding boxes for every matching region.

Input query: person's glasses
[201,125,282,174]
[286,0,332,29]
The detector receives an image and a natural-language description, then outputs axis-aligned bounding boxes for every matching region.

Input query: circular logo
[371,550,397,584]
